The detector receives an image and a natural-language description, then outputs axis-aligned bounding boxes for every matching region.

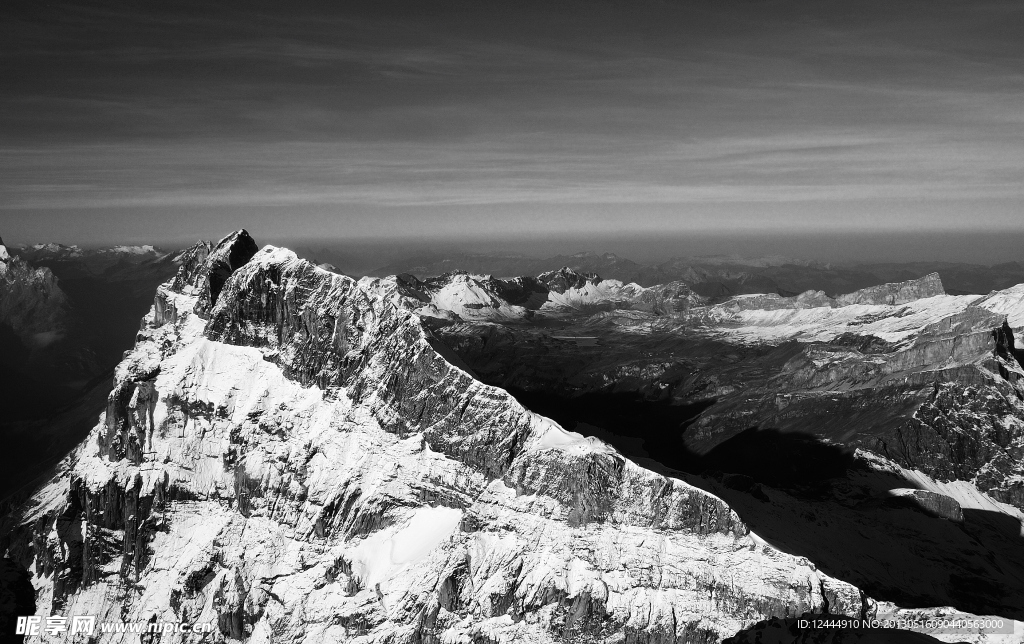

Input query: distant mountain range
[371,251,1024,300]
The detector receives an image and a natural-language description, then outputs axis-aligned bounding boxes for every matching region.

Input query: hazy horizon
[264,230,1024,275]
[8,229,1024,278]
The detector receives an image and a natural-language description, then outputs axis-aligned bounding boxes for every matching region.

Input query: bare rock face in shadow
[193,229,260,315]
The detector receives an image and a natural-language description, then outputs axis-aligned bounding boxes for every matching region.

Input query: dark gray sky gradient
[2,0,1023,248]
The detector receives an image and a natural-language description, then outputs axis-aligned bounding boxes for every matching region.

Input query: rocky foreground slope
[4,232,1012,643]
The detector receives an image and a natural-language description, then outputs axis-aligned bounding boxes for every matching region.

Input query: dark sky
[2,0,1023,249]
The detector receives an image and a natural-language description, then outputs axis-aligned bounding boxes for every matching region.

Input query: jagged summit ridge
[195,229,259,313]
[1,232,894,644]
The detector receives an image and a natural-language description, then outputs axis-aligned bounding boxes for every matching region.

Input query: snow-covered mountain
[5,231,1014,643]
[14,242,165,265]
[374,250,1024,301]
[367,267,703,323]
[370,251,646,285]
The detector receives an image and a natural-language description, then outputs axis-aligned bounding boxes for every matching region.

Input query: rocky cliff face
[0,232,910,644]
[834,272,945,306]
[718,273,945,312]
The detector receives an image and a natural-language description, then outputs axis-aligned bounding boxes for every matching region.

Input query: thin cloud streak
[3,128,1023,214]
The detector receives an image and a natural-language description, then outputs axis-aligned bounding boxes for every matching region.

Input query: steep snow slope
[0,232,905,644]
[976,285,1024,333]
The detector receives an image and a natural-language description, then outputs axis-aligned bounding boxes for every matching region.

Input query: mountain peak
[194,229,260,313]
[537,266,601,293]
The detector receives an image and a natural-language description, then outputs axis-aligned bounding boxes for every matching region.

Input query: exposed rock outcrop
[193,229,259,315]
[720,274,945,313]
[884,489,964,522]
[835,273,945,306]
